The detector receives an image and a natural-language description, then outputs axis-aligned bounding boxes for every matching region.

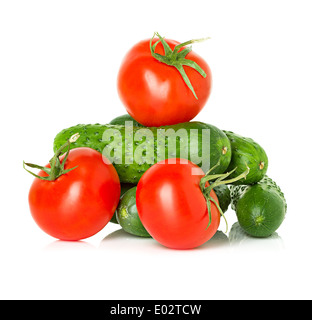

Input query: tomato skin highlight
[117,38,212,127]
[28,148,121,241]
[136,159,220,249]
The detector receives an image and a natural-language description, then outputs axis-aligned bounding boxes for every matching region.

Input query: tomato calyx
[23,133,80,181]
[149,32,210,99]
[200,162,250,232]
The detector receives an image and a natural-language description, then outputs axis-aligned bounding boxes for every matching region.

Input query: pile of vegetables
[24,32,287,249]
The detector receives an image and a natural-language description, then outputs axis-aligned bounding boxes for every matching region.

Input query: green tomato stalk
[200,162,250,232]
[150,32,209,99]
[23,133,80,181]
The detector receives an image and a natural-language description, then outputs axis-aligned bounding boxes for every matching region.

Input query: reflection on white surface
[41,222,285,253]
[198,231,230,250]
[100,228,232,252]
[99,224,284,252]
[99,228,160,252]
[229,222,284,251]
[43,240,96,251]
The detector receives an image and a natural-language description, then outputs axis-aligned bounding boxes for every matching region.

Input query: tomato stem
[150,32,209,99]
[201,164,250,232]
[210,197,228,233]
[171,37,210,60]
[23,133,80,181]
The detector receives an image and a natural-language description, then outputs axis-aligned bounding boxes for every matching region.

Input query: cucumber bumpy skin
[213,184,231,214]
[53,122,232,184]
[230,175,287,238]
[224,131,268,185]
[109,114,144,127]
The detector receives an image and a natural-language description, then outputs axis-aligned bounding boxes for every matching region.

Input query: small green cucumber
[116,187,151,237]
[230,176,287,238]
[54,122,232,184]
[110,183,136,224]
[224,131,268,185]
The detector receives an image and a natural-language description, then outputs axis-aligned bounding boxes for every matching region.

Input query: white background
[1,0,311,300]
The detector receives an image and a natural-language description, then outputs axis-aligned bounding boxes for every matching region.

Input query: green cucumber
[116,187,151,237]
[110,183,136,224]
[110,114,144,127]
[230,176,287,238]
[213,185,231,214]
[54,121,232,184]
[224,131,268,185]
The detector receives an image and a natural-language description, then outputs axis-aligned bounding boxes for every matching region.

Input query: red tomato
[136,159,220,249]
[117,35,212,127]
[28,148,121,241]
